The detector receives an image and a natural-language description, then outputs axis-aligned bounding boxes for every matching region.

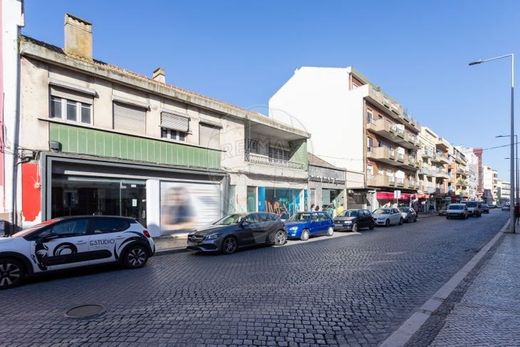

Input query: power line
[482,141,520,151]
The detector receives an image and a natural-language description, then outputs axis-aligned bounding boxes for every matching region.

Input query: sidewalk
[430,232,520,346]
[153,235,188,253]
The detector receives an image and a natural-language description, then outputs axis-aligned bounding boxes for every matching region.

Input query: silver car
[372,208,403,227]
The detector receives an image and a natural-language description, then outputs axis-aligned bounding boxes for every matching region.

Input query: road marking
[379,218,508,347]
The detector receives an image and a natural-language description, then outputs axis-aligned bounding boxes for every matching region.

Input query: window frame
[50,95,92,125]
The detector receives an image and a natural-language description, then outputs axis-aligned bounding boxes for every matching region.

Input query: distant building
[269,66,421,210]
[497,180,510,204]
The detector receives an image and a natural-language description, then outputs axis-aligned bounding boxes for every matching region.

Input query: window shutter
[161,112,189,132]
[199,123,220,149]
[113,102,146,134]
[50,85,93,104]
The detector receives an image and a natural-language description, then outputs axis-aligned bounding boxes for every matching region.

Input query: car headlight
[289,226,299,231]
[204,233,221,240]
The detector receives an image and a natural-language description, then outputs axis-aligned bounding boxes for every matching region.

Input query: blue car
[285,212,334,241]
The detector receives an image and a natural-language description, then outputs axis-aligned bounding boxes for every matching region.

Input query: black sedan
[333,209,375,232]
[187,213,287,255]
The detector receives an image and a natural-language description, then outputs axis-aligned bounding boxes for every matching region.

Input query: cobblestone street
[0,210,507,346]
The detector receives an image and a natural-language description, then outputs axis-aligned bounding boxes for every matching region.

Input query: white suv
[0,216,155,289]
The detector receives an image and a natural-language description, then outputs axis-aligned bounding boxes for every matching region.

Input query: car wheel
[123,244,149,268]
[385,219,390,227]
[352,223,358,232]
[300,229,310,241]
[447,216,450,219]
[399,218,403,225]
[0,258,25,289]
[273,230,287,246]
[414,216,417,222]
[327,226,334,236]
[221,236,238,255]
[369,222,375,230]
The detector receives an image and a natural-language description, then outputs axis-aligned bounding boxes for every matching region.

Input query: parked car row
[446,201,491,219]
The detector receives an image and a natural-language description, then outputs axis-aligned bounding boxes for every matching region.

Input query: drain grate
[65,304,106,319]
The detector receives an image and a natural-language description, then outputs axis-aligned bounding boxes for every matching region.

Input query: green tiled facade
[50,123,221,169]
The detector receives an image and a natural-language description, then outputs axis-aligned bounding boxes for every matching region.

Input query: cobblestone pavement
[430,231,520,346]
[0,210,507,346]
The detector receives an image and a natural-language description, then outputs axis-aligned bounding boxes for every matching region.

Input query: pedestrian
[315,205,320,211]
[309,204,315,212]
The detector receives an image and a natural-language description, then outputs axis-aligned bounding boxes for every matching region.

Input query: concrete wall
[269,67,365,174]
[1,0,24,223]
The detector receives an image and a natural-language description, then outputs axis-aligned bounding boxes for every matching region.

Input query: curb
[379,219,509,347]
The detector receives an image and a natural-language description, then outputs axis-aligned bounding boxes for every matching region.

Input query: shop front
[246,186,304,216]
[27,154,227,237]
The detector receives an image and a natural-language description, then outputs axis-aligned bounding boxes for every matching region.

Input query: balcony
[367,174,397,188]
[245,152,305,170]
[418,167,434,176]
[367,85,420,132]
[431,152,450,165]
[367,119,419,150]
[436,186,448,194]
[367,146,396,165]
[436,138,450,151]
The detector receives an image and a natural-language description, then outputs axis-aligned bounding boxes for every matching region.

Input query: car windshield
[449,205,464,210]
[12,218,62,238]
[213,214,245,225]
[289,213,312,221]
[343,210,359,217]
[466,202,477,207]
[399,207,410,212]
[374,208,391,215]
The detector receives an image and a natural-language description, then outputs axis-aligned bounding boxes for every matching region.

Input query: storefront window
[258,187,302,216]
[51,175,146,226]
[247,186,257,212]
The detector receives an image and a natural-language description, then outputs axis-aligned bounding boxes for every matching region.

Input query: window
[50,96,91,124]
[247,186,257,212]
[269,147,289,163]
[113,102,146,134]
[51,219,89,237]
[91,218,130,234]
[161,128,186,141]
[367,164,374,176]
[367,137,374,150]
[244,213,260,223]
[367,110,373,124]
[199,123,221,149]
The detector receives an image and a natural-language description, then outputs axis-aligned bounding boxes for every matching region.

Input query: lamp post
[470,54,515,233]
[498,135,519,211]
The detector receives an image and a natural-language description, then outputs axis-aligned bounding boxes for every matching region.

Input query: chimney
[64,13,92,60]
[152,67,166,83]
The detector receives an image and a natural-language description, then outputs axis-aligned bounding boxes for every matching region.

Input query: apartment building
[16,14,309,234]
[482,165,497,204]
[497,180,511,204]
[457,146,481,199]
[450,146,469,198]
[269,67,420,209]
[308,153,346,210]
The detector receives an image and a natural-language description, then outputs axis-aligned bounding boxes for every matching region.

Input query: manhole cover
[65,304,105,319]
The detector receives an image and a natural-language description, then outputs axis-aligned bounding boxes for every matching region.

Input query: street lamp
[470,54,515,233]
[497,134,519,211]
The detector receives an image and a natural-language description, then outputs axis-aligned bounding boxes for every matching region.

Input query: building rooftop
[20,35,310,139]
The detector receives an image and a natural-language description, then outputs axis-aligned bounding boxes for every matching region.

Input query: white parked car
[372,208,403,227]
[0,216,155,289]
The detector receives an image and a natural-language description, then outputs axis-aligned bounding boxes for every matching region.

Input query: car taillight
[143,230,151,238]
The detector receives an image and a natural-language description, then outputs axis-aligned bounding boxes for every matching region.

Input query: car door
[320,212,332,233]
[237,213,260,246]
[88,217,133,265]
[29,218,92,272]
[251,213,271,244]
[358,210,367,228]
[309,213,321,235]
[392,209,401,224]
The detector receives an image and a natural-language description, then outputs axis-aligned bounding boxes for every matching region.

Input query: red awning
[376,191,394,200]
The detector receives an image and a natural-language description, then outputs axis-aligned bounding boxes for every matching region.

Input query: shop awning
[376,191,395,200]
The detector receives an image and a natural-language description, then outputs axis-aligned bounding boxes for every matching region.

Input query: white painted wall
[269,67,365,174]
[1,0,24,223]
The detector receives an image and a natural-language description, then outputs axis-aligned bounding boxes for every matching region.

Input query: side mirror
[240,220,250,228]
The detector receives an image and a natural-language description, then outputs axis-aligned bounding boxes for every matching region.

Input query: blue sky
[23,0,520,180]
